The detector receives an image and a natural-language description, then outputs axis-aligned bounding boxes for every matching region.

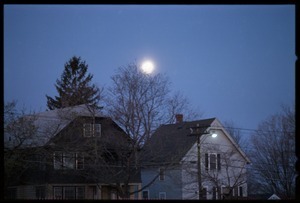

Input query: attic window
[159,168,165,181]
[83,123,101,137]
[205,153,221,171]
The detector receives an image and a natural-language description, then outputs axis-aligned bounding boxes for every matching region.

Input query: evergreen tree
[46,56,101,110]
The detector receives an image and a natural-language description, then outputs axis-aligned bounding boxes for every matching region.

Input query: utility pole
[188,124,216,200]
[196,134,202,200]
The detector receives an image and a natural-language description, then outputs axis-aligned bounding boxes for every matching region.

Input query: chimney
[175,114,183,123]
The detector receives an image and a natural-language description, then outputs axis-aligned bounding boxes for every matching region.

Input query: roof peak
[161,117,216,127]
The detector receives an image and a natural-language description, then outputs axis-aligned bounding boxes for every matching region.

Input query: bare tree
[249,104,295,199]
[104,62,202,197]
[5,103,142,200]
[106,62,201,148]
[223,121,243,146]
[181,141,248,200]
[4,101,39,199]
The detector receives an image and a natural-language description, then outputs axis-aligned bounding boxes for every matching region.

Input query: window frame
[35,186,46,199]
[83,123,101,137]
[201,187,208,200]
[204,153,221,171]
[238,186,243,197]
[142,190,149,200]
[76,153,84,170]
[159,192,166,199]
[159,168,165,181]
[83,123,92,137]
[53,186,85,200]
[54,152,84,170]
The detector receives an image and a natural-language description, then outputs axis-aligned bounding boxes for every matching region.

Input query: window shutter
[217,154,221,170]
[205,153,208,170]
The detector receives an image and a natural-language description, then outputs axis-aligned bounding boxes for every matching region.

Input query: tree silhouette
[46,56,102,110]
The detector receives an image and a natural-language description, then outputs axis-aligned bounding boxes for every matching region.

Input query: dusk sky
[4,5,295,138]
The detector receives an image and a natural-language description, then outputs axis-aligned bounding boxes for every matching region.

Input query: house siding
[181,124,249,200]
[141,166,182,199]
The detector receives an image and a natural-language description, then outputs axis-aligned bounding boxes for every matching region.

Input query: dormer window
[83,123,101,137]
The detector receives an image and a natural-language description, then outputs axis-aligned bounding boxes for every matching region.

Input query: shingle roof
[5,104,103,148]
[142,118,216,166]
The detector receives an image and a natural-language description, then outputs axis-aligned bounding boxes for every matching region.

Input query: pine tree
[46,56,101,110]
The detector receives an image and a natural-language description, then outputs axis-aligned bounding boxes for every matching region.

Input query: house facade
[4,105,142,200]
[141,115,250,200]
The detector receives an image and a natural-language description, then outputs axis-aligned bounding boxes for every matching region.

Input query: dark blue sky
[4,5,295,135]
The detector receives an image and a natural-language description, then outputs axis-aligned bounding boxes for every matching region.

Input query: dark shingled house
[4,104,142,200]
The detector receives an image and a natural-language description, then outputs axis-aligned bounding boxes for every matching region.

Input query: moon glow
[141,60,154,74]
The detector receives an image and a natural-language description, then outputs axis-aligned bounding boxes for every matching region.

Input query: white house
[141,115,250,200]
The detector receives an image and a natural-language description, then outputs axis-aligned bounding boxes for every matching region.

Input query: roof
[142,118,216,165]
[5,104,103,148]
[142,117,250,166]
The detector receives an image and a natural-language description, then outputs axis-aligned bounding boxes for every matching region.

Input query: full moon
[141,61,155,74]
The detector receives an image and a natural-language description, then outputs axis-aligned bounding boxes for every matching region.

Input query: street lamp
[188,125,217,200]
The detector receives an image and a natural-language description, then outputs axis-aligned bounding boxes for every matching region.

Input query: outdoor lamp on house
[188,124,217,200]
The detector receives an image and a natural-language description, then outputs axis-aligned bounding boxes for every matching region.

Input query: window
[201,187,207,200]
[54,152,63,169]
[76,153,84,170]
[233,186,238,197]
[83,124,92,137]
[83,123,101,137]
[54,152,84,170]
[132,185,139,199]
[210,154,217,169]
[159,192,166,199]
[142,190,149,199]
[7,188,17,199]
[36,186,45,199]
[239,186,243,197]
[221,186,231,199]
[64,152,75,169]
[64,187,76,199]
[159,168,165,181]
[53,186,85,200]
[54,187,63,199]
[212,187,217,200]
[95,124,101,136]
[205,153,221,171]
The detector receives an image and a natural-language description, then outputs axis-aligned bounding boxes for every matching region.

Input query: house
[4,104,142,200]
[140,114,250,200]
[268,194,281,200]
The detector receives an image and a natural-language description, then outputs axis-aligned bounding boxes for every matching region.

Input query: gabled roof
[142,117,250,166]
[5,104,103,148]
[142,118,216,166]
